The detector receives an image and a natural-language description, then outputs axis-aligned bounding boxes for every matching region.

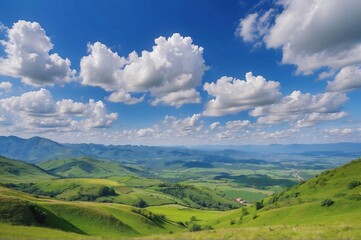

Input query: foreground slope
[0,186,183,238]
[211,159,361,228]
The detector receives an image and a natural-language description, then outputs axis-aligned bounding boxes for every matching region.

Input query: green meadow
[1,154,361,239]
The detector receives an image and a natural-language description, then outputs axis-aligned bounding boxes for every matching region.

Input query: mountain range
[1,135,361,163]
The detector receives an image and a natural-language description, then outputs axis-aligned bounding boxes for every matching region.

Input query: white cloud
[0,81,12,91]
[266,0,361,74]
[150,89,200,108]
[251,91,348,126]
[295,112,348,128]
[327,66,361,92]
[225,120,251,129]
[111,114,205,145]
[162,114,203,137]
[80,33,208,107]
[239,0,361,76]
[0,20,75,86]
[203,72,281,116]
[107,89,144,105]
[0,89,117,132]
[237,9,274,44]
[209,122,220,130]
[80,42,126,91]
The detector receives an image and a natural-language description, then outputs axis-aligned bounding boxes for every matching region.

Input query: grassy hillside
[37,157,136,178]
[0,156,54,183]
[216,158,361,229]
[156,183,239,210]
[0,186,184,238]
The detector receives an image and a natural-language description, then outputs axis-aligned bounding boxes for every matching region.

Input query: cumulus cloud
[203,72,281,116]
[80,33,208,107]
[239,0,361,77]
[0,88,117,132]
[250,91,348,126]
[0,81,12,91]
[327,66,361,92]
[0,20,75,86]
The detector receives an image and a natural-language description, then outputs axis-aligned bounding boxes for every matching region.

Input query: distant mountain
[0,136,83,163]
[0,135,360,164]
[194,142,361,154]
[0,155,54,183]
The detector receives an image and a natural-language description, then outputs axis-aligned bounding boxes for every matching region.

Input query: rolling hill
[0,186,183,238]
[37,157,136,178]
[0,156,54,183]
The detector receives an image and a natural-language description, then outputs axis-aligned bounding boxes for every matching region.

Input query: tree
[135,198,148,208]
[255,201,264,210]
[189,223,201,232]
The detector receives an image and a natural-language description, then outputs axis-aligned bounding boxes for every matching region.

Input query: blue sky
[0,0,360,145]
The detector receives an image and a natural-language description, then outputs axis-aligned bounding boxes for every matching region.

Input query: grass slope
[0,186,183,238]
[37,157,135,178]
[0,156,54,183]
[217,158,361,228]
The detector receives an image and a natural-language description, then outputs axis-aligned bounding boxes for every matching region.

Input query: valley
[0,136,361,239]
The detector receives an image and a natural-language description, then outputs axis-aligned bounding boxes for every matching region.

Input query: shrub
[189,223,201,232]
[348,181,361,189]
[255,201,264,210]
[321,199,334,207]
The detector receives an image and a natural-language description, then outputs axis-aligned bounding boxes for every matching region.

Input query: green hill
[0,156,54,183]
[37,157,136,178]
[0,186,184,238]
[156,183,239,210]
[215,158,361,228]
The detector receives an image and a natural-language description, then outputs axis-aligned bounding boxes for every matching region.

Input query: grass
[0,223,95,240]
[147,204,226,225]
[1,156,361,239]
[0,186,184,238]
[135,224,361,240]
[0,156,53,183]
[37,157,135,178]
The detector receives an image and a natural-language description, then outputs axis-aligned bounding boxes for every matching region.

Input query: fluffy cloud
[0,81,12,91]
[0,20,75,86]
[203,72,281,116]
[0,88,117,132]
[239,0,361,76]
[80,33,208,107]
[327,66,361,92]
[250,91,348,126]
